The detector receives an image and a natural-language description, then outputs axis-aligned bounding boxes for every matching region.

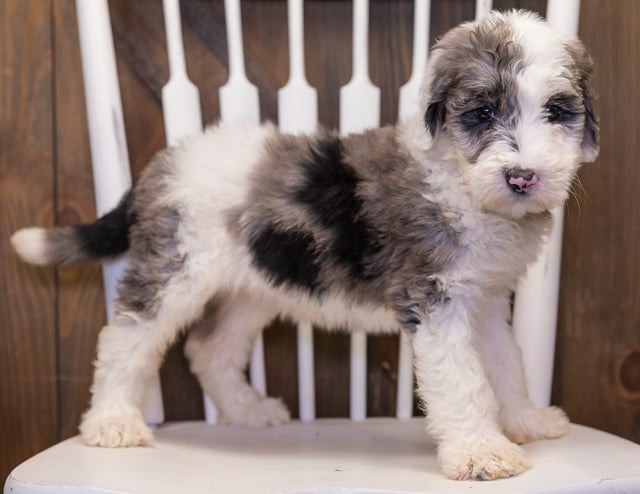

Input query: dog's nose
[504,167,539,194]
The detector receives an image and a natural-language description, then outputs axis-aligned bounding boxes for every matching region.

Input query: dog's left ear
[567,40,599,162]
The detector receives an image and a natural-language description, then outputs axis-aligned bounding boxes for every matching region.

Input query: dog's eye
[474,106,495,122]
[544,96,580,124]
[545,104,567,123]
[460,105,496,130]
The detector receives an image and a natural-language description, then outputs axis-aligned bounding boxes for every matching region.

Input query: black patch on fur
[565,39,599,158]
[249,225,321,292]
[295,136,382,281]
[75,190,136,259]
[425,100,447,136]
[427,16,526,159]
[395,289,422,333]
[458,105,496,134]
[117,207,185,317]
[394,276,450,333]
[582,91,598,152]
[118,267,159,314]
[544,93,582,125]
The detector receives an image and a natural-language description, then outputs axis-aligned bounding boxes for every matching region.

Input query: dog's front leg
[477,288,569,444]
[399,277,531,480]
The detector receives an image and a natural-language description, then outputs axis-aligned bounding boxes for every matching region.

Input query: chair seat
[5,418,640,494]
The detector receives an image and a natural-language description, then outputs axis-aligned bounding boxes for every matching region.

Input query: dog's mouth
[468,161,569,218]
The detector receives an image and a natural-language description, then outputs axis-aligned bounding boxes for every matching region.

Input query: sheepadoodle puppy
[12,10,597,480]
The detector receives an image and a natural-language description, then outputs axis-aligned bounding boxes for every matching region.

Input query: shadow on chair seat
[6,419,640,494]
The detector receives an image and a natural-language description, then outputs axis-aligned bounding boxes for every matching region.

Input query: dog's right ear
[423,53,452,137]
[424,97,446,137]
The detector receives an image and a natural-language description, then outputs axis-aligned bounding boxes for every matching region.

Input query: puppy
[11,10,597,480]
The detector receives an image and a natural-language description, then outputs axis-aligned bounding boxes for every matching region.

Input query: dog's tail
[11,191,135,266]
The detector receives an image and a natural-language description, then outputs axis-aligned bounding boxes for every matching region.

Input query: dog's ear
[567,40,599,162]
[424,68,451,137]
[424,97,446,137]
[581,89,599,162]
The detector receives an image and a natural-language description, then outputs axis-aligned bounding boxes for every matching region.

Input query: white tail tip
[11,227,51,265]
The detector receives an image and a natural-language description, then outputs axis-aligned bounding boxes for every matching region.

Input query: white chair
[5,1,640,493]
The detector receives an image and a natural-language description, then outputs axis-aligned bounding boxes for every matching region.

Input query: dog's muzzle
[504,167,539,194]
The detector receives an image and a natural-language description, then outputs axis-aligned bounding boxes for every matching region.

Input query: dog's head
[422,10,598,218]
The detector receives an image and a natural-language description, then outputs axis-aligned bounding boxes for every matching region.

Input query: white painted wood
[296,322,316,422]
[396,332,414,420]
[475,0,493,20]
[398,0,430,122]
[277,0,318,423]
[395,0,430,419]
[249,333,267,396]
[161,0,203,147]
[349,331,367,421]
[339,0,379,423]
[339,0,380,135]
[75,0,164,426]
[220,0,260,125]
[160,0,216,423]
[547,0,581,36]
[75,0,131,317]
[513,208,565,408]
[8,421,640,494]
[512,0,580,409]
[202,394,219,426]
[219,0,266,396]
[277,0,318,135]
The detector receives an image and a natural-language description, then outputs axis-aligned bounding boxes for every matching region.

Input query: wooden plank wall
[1,0,58,477]
[1,0,638,482]
[555,0,640,440]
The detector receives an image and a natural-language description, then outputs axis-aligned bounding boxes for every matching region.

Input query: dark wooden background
[1,0,638,482]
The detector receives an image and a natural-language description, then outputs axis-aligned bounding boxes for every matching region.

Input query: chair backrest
[74,0,581,426]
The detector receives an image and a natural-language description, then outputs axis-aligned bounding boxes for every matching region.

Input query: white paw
[502,406,569,444]
[439,433,531,480]
[221,396,291,428]
[80,407,154,447]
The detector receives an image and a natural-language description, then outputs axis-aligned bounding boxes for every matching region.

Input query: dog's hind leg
[79,275,215,447]
[79,316,160,447]
[79,206,219,447]
[184,296,291,427]
[79,258,218,446]
[477,289,569,444]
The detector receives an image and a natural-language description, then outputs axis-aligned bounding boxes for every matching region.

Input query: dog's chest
[455,211,550,285]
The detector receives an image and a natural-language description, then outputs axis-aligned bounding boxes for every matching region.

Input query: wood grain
[109,0,168,178]
[0,0,57,481]
[555,0,640,442]
[51,0,106,441]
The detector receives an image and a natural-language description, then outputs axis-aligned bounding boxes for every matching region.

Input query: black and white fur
[11,11,598,480]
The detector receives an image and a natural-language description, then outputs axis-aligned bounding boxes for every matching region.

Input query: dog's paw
[439,433,531,480]
[80,407,154,447]
[222,396,291,428]
[502,406,569,444]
